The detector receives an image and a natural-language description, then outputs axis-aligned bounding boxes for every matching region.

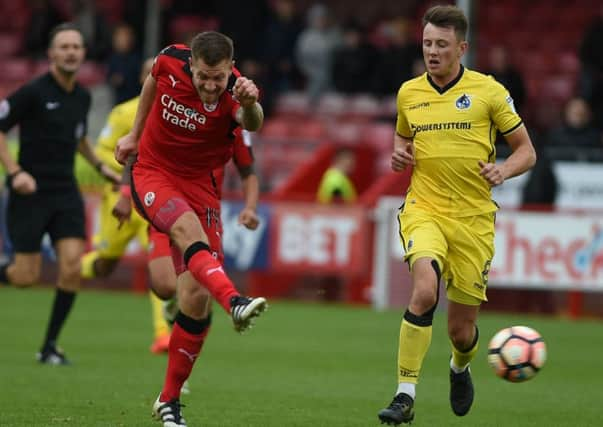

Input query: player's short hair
[190,31,234,65]
[48,22,84,48]
[422,5,468,41]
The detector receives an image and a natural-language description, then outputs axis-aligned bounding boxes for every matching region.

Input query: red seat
[2,58,31,81]
[542,75,576,101]
[0,33,21,57]
[274,91,310,117]
[316,92,347,117]
[78,63,106,87]
[349,94,381,119]
[260,118,293,139]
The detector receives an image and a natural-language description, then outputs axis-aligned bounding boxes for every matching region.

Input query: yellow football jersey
[96,96,140,174]
[396,66,522,217]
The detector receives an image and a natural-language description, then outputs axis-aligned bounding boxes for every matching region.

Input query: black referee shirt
[0,72,91,190]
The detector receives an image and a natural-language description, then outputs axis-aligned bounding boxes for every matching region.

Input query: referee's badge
[144,191,156,206]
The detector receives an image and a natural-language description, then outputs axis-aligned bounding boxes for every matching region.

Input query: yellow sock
[150,291,170,339]
[397,317,433,384]
[451,327,479,371]
[81,251,98,279]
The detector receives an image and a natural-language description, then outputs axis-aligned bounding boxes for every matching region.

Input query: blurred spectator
[371,17,421,96]
[296,4,342,106]
[69,0,111,61]
[332,23,379,94]
[579,4,603,129]
[485,45,526,113]
[106,24,142,105]
[317,147,357,204]
[316,147,357,301]
[23,0,63,59]
[547,98,601,147]
[521,149,558,206]
[261,0,302,115]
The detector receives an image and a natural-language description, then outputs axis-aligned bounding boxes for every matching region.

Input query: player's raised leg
[170,211,267,331]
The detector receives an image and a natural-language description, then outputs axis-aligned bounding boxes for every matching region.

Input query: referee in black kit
[0,23,120,364]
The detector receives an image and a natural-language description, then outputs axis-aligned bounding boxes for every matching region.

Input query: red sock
[188,250,239,312]
[160,322,210,401]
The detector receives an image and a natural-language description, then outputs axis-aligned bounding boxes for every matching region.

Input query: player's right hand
[238,207,260,230]
[11,170,36,194]
[115,133,138,165]
[391,141,415,172]
[111,194,132,229]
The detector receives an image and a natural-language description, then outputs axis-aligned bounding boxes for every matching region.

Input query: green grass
[0,287,600,426]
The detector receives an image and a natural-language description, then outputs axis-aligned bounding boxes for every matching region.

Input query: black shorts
[7,188,86,253]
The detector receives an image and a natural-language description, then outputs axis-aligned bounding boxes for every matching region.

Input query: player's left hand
[238,207,259,230]
[111,194,132,229]
[233,77,259,108]
[479,160,506,187]
[99,163,122,185]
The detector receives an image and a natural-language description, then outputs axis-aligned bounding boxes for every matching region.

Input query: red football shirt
[137,44,241,178]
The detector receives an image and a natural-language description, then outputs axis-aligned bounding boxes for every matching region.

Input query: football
[487,326,547,382]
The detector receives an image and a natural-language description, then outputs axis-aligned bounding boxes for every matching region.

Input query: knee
[170,220,196,249]
[94,259,118,277]
[59,257,82,284]
[11,268,41,287]
[149,269,177,300]
[183,286,212,317]
[409,260,440,314]
[448,322,475,350]
[150,279,176,300]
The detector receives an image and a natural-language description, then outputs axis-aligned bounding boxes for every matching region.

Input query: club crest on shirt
[144,191,156,206]
[455,94,471,110]
[203,102,218,112]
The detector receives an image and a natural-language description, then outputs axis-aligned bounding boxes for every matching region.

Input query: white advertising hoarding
[491,211,603,290]
[554,162,603,209]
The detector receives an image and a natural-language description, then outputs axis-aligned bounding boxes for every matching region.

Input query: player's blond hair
[190,31,234,65]
[422,5,468,41]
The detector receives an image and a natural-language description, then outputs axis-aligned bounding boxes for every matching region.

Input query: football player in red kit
[115,32,266,427]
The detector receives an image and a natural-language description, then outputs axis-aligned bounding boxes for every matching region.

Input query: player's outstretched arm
[234,77,264,131]
[115,74,157,164]
[479,126,536,187]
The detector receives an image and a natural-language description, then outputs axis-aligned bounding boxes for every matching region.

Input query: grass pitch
[0,287,600,426]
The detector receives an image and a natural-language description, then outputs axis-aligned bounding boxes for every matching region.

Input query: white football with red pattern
[487,326,547,382]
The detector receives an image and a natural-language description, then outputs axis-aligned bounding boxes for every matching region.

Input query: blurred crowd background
[0,1,602,314]
[0,0,601,204]
[1,0,602,204]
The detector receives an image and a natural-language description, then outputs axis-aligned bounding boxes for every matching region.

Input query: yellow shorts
[398,207,495,306]
[93,186,149,258]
